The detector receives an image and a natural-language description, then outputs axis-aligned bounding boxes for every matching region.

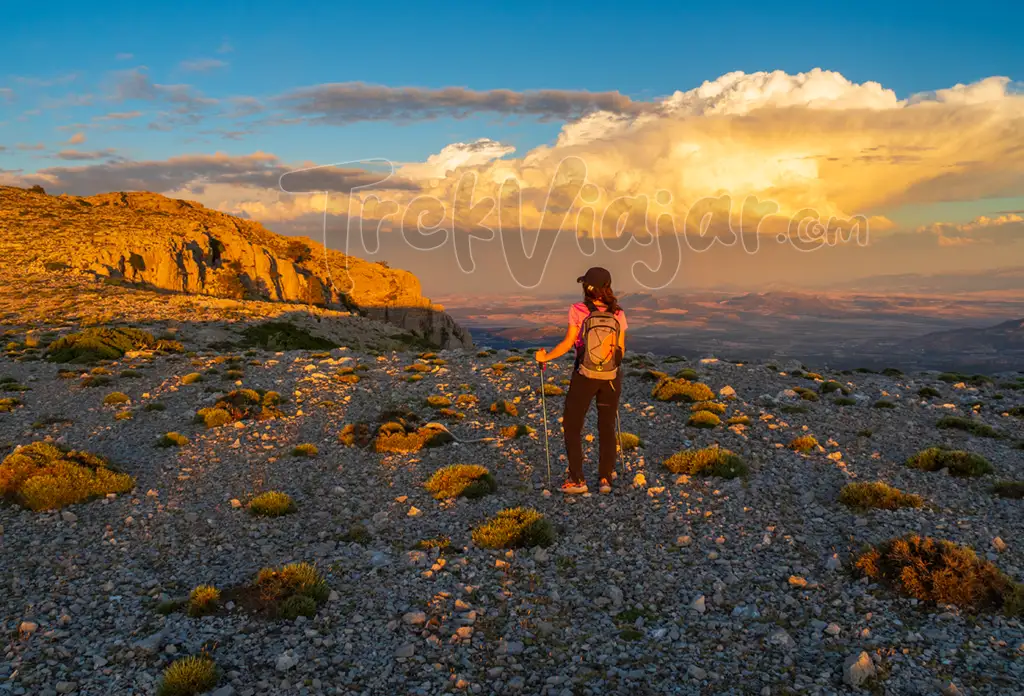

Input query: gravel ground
[1,348,1023,696]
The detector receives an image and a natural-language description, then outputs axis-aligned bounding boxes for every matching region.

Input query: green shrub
[1007,406,1024,418]
[918,386,942,399]
[907,447,992,477]
[542,383,564,396]
[788,435,819,453]
[292,443,319,457]
[505,355,524,363]
[224,369,244,379]
[406,363,432,373]
[255,561,329,606]
[280,594,318,619]
[414,535,451,552]
[881,367,904,377]
[455,394,478,408]
[617,432,642,450]
[489,400,518,416]
[834,397,857,406]
[472,507,554,549]
[687,411,720,429]
[855,535,1022,615]
[196,389,283,426]
[187,585,220,617]
[426,395,452,408]
[663,446,748,478]
[839,482,924,510]
[240,322,337,351]
[652,378,714,403]
[120,369,141,378]
[103,391,130,406]
[873,400,896,409]
[0,441,134,511]
[675,368,699,381]
[47,327,181,364]
[81,374,112,388]
[374,423,453,453]
[249,491,296,517]
[0,397,22,412]
[793,387,819,402]
[157,432,189,448]
[938,372,962,383]
[640,370,668,382]
[820,381,844,394]
[181,372,203,385]
[726,415,750,426]
[157,655,218,696]
[144,402,166,412]
[338,422,371,447]
[936,416,1000,438]
[424,464,496,499]
[992,481,1024,499]
[195,407,232,428]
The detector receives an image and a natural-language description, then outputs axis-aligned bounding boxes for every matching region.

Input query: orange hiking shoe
[560,480,588,495]
[599,478,612,495]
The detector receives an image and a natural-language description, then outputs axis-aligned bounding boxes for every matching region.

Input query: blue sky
[1,0,1022,292]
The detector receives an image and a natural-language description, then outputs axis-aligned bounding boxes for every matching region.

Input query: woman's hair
[583,284,621,314]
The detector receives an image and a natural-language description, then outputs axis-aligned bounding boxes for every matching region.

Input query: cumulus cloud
[0,87,13,103]
[68,132,86,145]
[398,139,515,180]
[97,110,143,121]
[919,213,1024,246]
[274,82,644,124]
[115,53,134,61]
[14,73,79,88]
[112,69,219,128]
[180,58,228,72]
[16,143,45,151]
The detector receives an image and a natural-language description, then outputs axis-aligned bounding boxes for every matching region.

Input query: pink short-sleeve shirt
[569,302,627,350]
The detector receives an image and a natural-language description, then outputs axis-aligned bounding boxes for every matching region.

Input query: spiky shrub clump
[424,464,497,499]
[687,411,720,429]
[181,372,203,385]
[839,482,924,510]
[249,491,296,517]
[195,407,232,428]
[663,446,748,478]
[280,594,318,619]
[936,415,1000,438]
[873,399,897,409]
[196,389,283,427]
[472,507,554,549]
[542,383,564,396]
[426,395,452,408]
[675,368,699,381]
[157,655,218,696]
[374,423,453,453]
[157,432,189,448]
[820,381,844,394]
[292,443,319,457]
[255,561,330,606]
[187,585,220,617]
[500,424,535,439]
[338,422,371,447]
[415,535,451,551]
[505,355,524,363]
[239,321,337,351]
[726,415,751,426]
[855,535,1023,615]
[651,378,714,403]
[0,441,134,511]
[617,432,642,450]
[690,401,726,415]
[834,397,857,406]
[489,400,518,416]
[0,397,22,412]
[918,386,942,399]
[788,435,819,453]
[103,391,130,406]
[907,447,992,477]
[992,481,1024,499]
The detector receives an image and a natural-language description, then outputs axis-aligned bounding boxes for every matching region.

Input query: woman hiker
[535,267,627,495]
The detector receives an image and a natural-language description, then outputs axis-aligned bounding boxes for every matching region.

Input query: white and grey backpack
[576,301,622,380]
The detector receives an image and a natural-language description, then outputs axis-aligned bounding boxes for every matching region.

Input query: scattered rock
[843,651,876,687]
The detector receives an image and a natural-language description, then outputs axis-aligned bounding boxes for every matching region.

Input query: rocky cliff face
[0,186,472,350]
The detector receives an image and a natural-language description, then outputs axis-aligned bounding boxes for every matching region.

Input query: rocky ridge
[0,186,471,350]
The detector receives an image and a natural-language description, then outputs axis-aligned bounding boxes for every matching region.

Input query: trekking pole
[539,362,552,489]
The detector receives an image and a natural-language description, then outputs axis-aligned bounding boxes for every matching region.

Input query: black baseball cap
[577,267,612,288]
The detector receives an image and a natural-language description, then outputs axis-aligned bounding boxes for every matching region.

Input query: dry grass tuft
[187,585,220,617]
[157,655,218,696]
[249,491,296,517]
[839,481,924,510]
[855,535,1023,615]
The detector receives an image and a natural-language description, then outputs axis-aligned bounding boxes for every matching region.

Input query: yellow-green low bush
[651,378,714,403]
[617,432,642,450]
[687,411,720,429]
[500,424,535,439]
[424,464,496,499]
[181,372,203,385]
[726,415,750,426]
[472,507,554,549]
[103,391,130,406]
[907,447,992,477]
[292,443,319,457]
[187,585,220,617]
[0,441,134,511]
[338,422,371,447]
[788,435,819,453]
[157,432,189,448]
[489,400,518,416]
[690,401,727,415]
[663,446,748,478]
[542,383,564,396]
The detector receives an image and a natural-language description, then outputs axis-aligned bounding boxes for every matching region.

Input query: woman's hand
[535,348,548,363]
